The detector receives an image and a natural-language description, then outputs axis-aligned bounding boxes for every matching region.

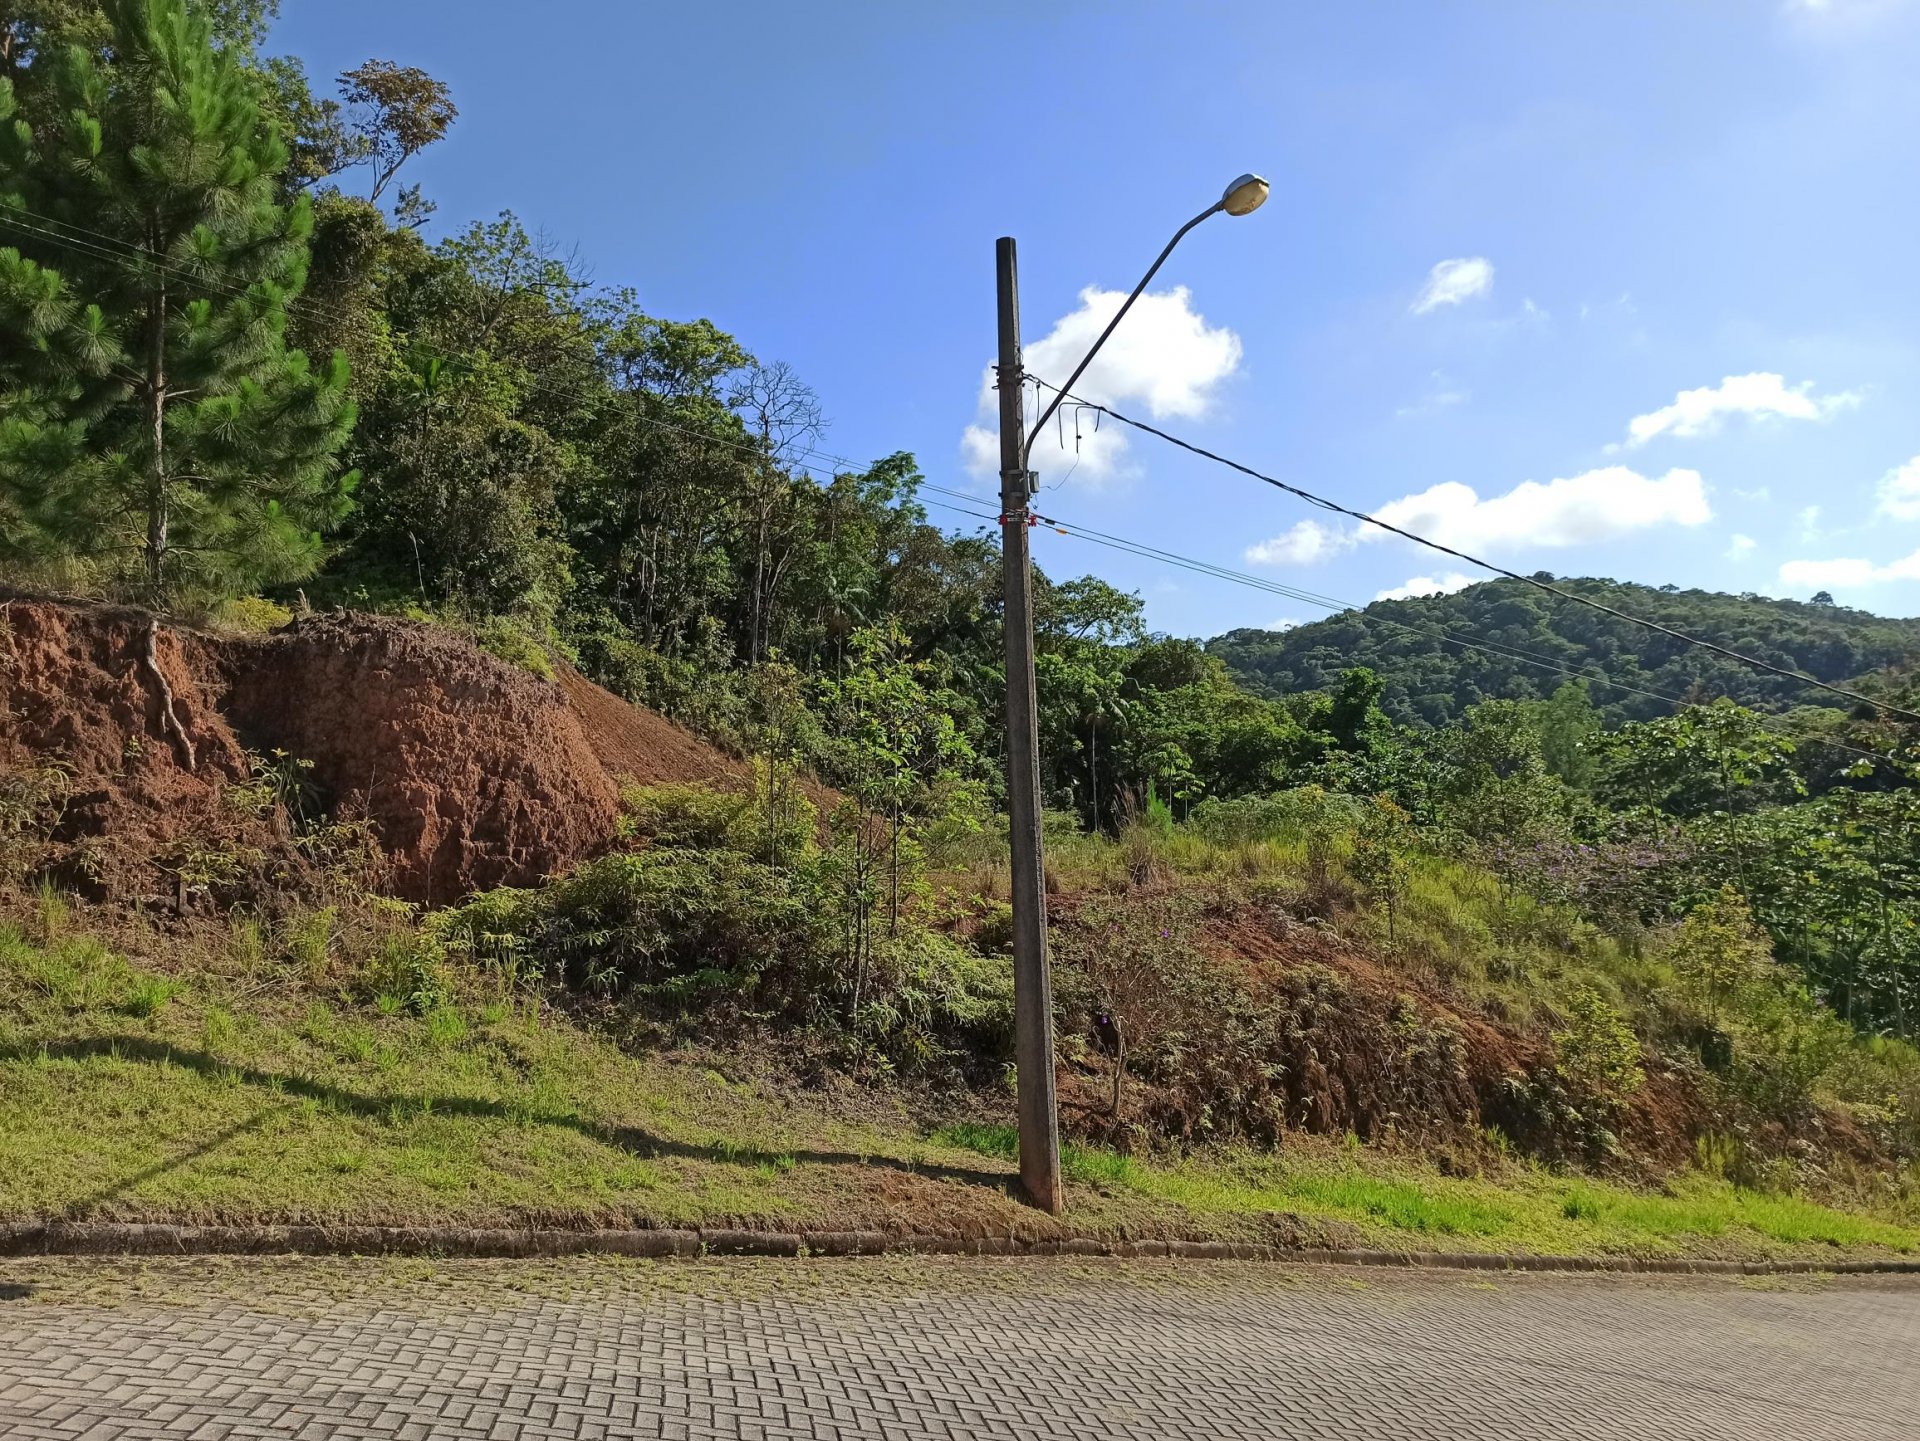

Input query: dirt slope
[0,599,259,889]
[0,598,756,904]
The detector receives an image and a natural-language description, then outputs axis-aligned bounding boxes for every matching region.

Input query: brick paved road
[0,1257,1915,1439]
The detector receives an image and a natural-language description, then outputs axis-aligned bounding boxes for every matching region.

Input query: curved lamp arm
[1021,201,1223,473]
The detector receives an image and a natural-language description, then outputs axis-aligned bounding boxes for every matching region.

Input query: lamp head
[1220,173,1270,217]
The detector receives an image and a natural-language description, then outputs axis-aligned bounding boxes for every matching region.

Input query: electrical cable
[6,205,1910,750]
[1025,374,1920,724]
[916,493,1907,770]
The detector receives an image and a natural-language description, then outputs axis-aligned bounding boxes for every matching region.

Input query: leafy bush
[618,780,816,863]
[466,848,836,1019]
[862,928,1014,1069]
[1552,983,1645,1102]
[470,615,555,680]
[356,929,450,1015]
[212,595,294,633]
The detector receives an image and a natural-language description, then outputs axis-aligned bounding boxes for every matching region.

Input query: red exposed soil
[0,597,763,904]
[219,617,628,905]
[0,598,260,885]
[558,668,740,790]
[0,594,1718,1168]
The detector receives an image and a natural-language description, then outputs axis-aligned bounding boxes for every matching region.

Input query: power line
[920,494,1696,712]
[1026,375,1920,725]
[0,204,903,494]
[6,205,1911,751]
[917,491,1906,770]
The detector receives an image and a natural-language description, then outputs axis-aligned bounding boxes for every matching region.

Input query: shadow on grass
[5,1037,1018,1203]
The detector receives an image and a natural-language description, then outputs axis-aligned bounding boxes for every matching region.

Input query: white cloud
[1412,257,1494,315]
[1875,455,1920,521]
[1780,550,1920,589]
[1624,373,1861,447]
[1267,617,1304,632]
[1364,466,1711,553]
[1726,533,1758,560]
[1245,519,1356,567]
[1396,371,1469,419]
[1578,292,1636,322]
[1784,0,1906,21]
[961,285,1241,487]
[1798,504,1824,539]
[1730,485,1772,503]
[1375,573,1477,603]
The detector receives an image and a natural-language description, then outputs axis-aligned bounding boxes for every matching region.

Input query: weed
[119,974,178,1019]
[471,616,555,681]
[933,1120,1016,1158]
[426,1007,468,1047]
[32,880,67,943]
[212,596,294,634]
[279,908,335,980]
[357,930,449,1016]
[1280,1172,1514,1237]
[220,917,264,977]
[201,1006,238,1054]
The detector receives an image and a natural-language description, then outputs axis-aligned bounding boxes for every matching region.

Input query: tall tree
[729,359,823,664]
[337,58,455,204]
[0,0,356,606]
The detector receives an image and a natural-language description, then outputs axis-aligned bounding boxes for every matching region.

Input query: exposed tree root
[141,616,196,771]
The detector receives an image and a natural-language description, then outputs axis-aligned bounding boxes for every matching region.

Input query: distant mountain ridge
[1207,577,1920,727]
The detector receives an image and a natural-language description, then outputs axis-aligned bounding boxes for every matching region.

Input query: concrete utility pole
[993,176,1269,1215]
[995,236,1062,1215]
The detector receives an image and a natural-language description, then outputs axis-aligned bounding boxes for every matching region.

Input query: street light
[994,174,1268,1215]
[1023,173,1270,470]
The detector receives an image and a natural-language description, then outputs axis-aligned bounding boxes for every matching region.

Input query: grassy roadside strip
[3,922,1918,1264]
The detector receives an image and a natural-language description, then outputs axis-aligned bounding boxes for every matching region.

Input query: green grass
[929,1122,1919,1257]
[3,920,1916,1260]
[946,811,1669,1030]
[932,1122,1146,1189]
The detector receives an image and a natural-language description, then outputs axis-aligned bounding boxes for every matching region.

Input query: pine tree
[0,0,355,607]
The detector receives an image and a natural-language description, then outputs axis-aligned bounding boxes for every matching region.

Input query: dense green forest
[5,0,1920,1064]
[1211,577,1920,728]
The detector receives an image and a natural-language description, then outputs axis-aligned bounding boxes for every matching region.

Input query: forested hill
[1207,577,1920,727]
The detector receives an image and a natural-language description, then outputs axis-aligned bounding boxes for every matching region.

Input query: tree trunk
[1110,1023,1127,1117]
[888,797,901,938]
[748,474,771,665]
[1088,722,1098,832]
[143,268,169,604]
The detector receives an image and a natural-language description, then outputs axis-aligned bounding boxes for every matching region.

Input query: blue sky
[272,0,1920,635]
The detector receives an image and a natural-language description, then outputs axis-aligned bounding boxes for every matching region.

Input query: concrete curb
[4,1221,1918,1276]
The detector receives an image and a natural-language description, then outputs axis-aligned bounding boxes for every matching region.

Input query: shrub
[470,615,555,681]
[1729,973,1853,1125]
[865,928,1015,1070]
[1053,889,1225,1117]
[1552,983,1645,1102]
[424,886,538,980]
[212,596,294,633]
[526,849,836,1016]
[356,929,451,1015]
[1667,885,1772,1026]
